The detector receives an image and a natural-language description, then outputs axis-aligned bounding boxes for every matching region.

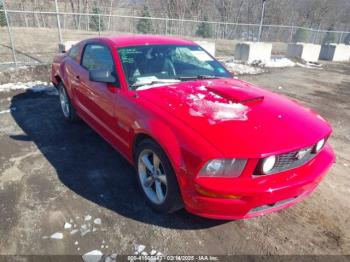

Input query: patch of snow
[50,232,63,240]
[82,250,103,262]
[197,85,207,91]
[75,241,79,245]
[296,62,323,69]
[64,222,72,229]
[0,81,57,95]
[0,109,11,114]
[141,251,148,256]
[150,250,157,255]
[222,60,264,75]
[264,57,295,68]
[187,93,205,101]
[84,215,92,221]
[80,224,91,236]
[278,86,283,90]
[135,244,146,254]
[70,229,79,235]
[189,100,250,123]
[94,218,101,225]
[189,108,204,117]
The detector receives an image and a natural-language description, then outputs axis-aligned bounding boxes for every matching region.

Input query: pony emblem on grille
[295,148,312,160]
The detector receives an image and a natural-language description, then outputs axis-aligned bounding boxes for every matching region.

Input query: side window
[81,44,115,72]
[68,45,80,62]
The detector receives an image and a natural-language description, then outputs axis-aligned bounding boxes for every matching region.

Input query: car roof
[94,34,196,47]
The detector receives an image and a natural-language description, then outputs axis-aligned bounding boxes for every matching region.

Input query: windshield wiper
[177,75,223,81]
[131,79,180,88]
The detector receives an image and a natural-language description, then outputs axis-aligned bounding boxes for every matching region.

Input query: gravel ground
[0,63,349,259]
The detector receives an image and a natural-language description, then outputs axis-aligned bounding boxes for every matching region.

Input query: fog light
[261,155,276,174]
[315,138,325,153]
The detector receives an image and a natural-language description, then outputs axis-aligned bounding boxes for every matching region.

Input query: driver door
[74,43,125,147]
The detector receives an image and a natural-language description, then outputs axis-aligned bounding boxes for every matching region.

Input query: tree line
[2,0,350,44]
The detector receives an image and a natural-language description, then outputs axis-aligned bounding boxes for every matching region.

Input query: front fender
[133,118,184,174]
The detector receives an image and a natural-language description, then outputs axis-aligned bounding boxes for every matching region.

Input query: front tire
[58,82,79,123]
[136,139,183,214]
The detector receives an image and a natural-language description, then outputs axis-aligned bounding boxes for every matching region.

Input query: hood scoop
[205,86,264,104]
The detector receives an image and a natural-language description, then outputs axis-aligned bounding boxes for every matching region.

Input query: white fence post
[98,14,101,36]
[54,0,63,45]
[3,0,17,67]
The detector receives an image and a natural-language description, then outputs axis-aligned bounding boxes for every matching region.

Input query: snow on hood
[186,92,250,124]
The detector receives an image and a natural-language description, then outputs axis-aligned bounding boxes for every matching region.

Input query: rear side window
[81,44,114,72]
[68,45,80,62]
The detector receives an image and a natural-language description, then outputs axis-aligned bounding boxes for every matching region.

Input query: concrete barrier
[287,43,321,63]
[234,42,272,63]
[319,44,350,62]
[58,41,79,53]
[195,41,216,57]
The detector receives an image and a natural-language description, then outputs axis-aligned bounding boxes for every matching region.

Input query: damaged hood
[137,78,332,158]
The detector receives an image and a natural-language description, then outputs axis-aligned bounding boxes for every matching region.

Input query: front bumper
[183,144,335,220]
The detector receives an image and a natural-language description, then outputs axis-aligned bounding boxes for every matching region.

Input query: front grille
[255,145,318,176]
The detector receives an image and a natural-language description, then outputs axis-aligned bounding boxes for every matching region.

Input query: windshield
[117,44,232,89]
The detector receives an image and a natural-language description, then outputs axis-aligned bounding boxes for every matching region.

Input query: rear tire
[58,82,79,123]
[135,139,183,214]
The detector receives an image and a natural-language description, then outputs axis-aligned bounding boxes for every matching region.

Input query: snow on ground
[223,60,265,75]
[0,81,57,95]
[263,57,296,68]
[221,56,297,74]
[82,250,103,262]
[0,108,16,114]
[50,232,63,240]
[134,244,163,257]
[296,61,323,69]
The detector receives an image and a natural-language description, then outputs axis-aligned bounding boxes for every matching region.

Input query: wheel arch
[132,123,184,176]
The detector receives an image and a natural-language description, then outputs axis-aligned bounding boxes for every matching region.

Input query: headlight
[261,155,276,174]
[315,138,325,153]
[199,159,247,178]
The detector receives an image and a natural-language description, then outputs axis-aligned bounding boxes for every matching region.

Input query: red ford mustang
[51,35,335,219]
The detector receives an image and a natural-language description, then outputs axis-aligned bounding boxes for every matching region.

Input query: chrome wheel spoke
[141,155,154,172]
[157,175,167,185]
[144,176,155,187]
[155,180,165,202]
[153,154,160,170]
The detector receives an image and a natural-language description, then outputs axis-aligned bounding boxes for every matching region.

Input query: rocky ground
[0,63,349,260]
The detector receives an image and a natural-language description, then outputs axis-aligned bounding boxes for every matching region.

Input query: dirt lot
[0,63,349,258]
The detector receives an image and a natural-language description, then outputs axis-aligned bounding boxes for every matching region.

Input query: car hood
[137,78,332,158]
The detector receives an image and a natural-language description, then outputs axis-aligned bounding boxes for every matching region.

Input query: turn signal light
[195,186,242,199]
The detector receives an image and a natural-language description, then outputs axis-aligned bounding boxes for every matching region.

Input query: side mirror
[89,68,117,84]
